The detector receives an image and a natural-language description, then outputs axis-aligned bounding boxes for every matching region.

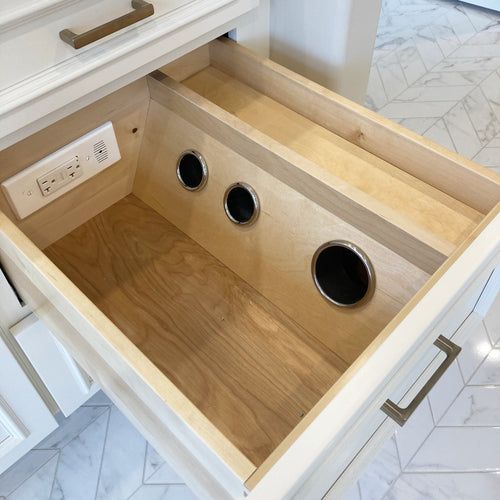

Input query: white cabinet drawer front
[324,265,498,500]
[0,0,258,149]
[1,0,194,90]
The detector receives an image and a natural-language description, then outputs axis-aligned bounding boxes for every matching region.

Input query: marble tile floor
[344,1,500,498]
[344,295,500,500]
[0,391,197,500]
[366,0,500,175]
[0,0,499,499]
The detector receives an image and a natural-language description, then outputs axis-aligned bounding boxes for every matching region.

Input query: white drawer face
[0,0,195,91]
[0,0,259,149]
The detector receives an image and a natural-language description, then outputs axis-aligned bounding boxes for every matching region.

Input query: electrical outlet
[37,156,82,196]
[1,122,120,219]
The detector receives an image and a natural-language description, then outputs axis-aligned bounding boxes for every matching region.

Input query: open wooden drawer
[0,38,498,499]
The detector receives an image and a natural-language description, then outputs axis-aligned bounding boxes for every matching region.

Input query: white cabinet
[0,0,258,149]
[0,333,57,473]
[11,314,98,417]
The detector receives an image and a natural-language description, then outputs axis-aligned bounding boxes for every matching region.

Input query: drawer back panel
[134,101,430,364]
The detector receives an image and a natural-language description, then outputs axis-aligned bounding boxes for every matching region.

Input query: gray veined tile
[428,360,464,423]
[399,117,439,135]
[0,449,58,496]
[95,406,147,500]
[463,87,500,145]
[466,30,500,45]
[452,44,500,58]
[486,135,500,148]
[414,27,444,70]
[407,427,500,472]
[7,454,58,500]
[394,397,434,469]
[377,52,409,101]
[443,101,482,158]
[474,147,500,168]
[439,386,500,426]
[394,85,473,102]
[484,294,500,345]
[480,71,500,122]
[457,321,492,383]
[423,119,456,152]
[35,405,108,450]
[396,39,427,85]
[416,70,492,86]
[446,6,476,44]
[366,66,388,111]
[379,100,456,118]
[83,390,113,407]
[433,57,500,72]
[143,444,184,485]
[341,482,361,500]
[358,437,401,500]
[431,17,461,57]
[386,472,500,500]
[129,484,197,500]
[457,3,498,32]
[469,348,500,385]
[50,409,109,500]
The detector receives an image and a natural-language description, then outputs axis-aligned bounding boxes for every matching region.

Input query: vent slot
[93,140,108,163]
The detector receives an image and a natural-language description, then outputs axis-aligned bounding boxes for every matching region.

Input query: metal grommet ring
[223,182,260,226]
[311,240,375,307]
[176,150,208,191]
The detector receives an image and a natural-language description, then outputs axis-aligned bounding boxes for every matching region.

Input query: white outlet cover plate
[1,121,121,219]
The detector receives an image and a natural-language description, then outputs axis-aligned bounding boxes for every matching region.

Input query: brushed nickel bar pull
[381,335,461,426]
[59,0,154,49]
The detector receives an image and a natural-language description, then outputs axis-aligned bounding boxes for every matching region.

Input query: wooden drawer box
[0,38,498,499]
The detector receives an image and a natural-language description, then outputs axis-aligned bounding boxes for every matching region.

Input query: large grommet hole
[176,150,208,191]
[224,183,260,225]
[312,241,374,307]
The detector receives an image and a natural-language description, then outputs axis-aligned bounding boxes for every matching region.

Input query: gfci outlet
[1,122,121,219]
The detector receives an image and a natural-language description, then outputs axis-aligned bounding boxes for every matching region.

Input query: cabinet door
[0,334,57,474]
[11,313,99,417]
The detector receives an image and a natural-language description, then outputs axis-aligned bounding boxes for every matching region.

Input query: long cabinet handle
[60,0,154,49]
[381,335,461,426]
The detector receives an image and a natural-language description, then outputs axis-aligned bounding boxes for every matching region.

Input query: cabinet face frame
[0,333,58,474]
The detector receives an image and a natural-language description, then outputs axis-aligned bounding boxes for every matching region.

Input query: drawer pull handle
[381,335,461,426]
[59,0,154,49]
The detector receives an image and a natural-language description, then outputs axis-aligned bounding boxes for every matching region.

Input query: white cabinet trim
[0,0,78,33]
[0,0,258,149]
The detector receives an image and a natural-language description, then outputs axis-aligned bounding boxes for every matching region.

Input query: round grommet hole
[224,183,260,225]
[312,241,375,307]
[176,150,208,191]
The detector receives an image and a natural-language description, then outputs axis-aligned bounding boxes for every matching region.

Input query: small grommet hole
[224,183,260,225]
[312,241,374,307]
[176,151,208,191]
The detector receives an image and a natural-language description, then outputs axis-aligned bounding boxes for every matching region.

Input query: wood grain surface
[209,38,500,215]
[182,66,481,248]
[45,195,346,466]
[135,101,430,365]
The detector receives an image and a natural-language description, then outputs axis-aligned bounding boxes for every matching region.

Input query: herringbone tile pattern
[0,392,196,499]
[366,0,500,174]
